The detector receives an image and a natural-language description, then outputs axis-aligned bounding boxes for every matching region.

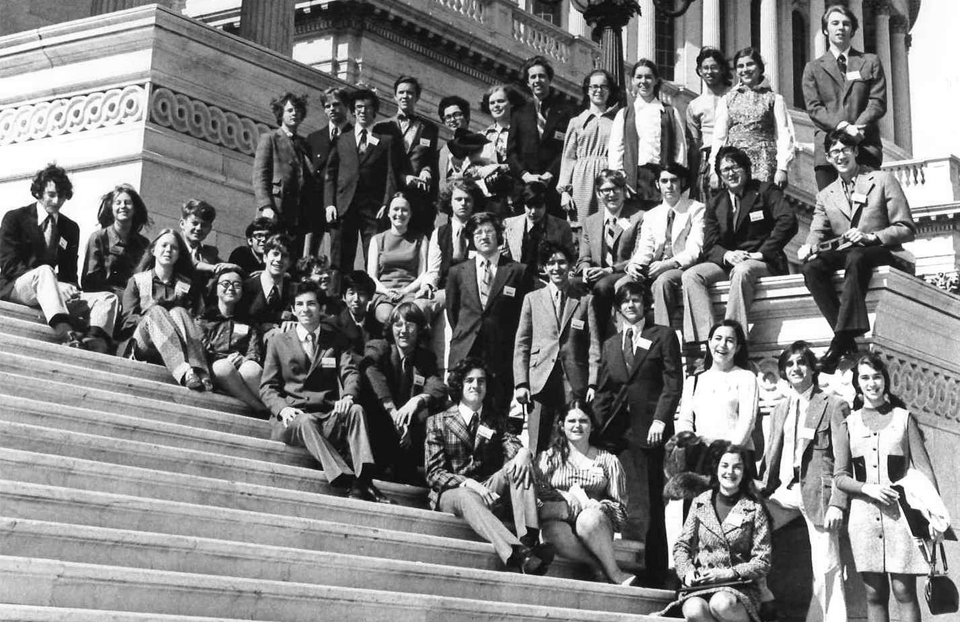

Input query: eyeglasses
[218,281,243,291]
[828,146,856,158]
[597,186,621,194]
[587,84,610,92]
[719,165,743,176]
[443,111,465,121]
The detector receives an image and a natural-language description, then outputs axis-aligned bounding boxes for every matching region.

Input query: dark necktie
[358,128,368,154]
[303,332,316,362]
[468,411,480,441]
[453,228,467,262]
[399,356,413,400]
[267,286,280,307]
[42,215,58,260]
[554,288,565,324]
[522,222,542,265]
[662,209,676,261]
[623,326,635,368]
[330,126,340,141]
[478,258,491,307]
[837,54,847,80]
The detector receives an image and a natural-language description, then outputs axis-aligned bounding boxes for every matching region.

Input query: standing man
[306,87,353,256]
[685,47,732,202]
[798,131,915,373]
[503,181,574,275]
[759,341,849,622]
[802,4,887,191]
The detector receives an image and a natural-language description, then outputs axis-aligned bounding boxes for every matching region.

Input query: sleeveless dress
[376,230,422,290]
[725,86,779,183]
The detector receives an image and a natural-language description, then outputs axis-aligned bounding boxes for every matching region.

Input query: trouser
[681,259,770,344]
[274,405,376,486]
[438,465,539,563]
[132,305,209,382]
[328,203,382,272]
[648,268,684,328]
[620,441,668,580]
[573,271,624,340]
[10,265,118,332]
[527,365,576,455]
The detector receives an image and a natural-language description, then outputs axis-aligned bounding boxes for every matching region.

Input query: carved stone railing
[882,155,960,208]
[511,8,571,64]
[430,0,486,23]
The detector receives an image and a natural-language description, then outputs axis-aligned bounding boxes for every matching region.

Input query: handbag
[920,539,959,615]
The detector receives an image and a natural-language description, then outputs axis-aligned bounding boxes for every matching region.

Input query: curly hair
[30,164,73,202]
[436,179,478,215]
[446,356,488,405]
[270,92,308,125]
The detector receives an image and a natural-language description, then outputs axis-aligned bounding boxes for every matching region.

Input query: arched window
[792,10,808,108]
[655,10,676,81]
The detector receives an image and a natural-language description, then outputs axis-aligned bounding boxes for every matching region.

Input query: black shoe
[365,483,394,504]
[506,544,543,575]
[530,542,555,575]
[348,482,394,504]
[81,335,110,354]
[183,370,205,391]
[819,336,854,374]
[758,601,780,622]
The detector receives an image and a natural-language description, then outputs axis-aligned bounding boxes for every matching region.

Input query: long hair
[706,440,760,501]
[96,183,151,233]
[383,301,430,347]
[136,228,194,277]
[579,69,621,111]
[703,319,750,370]
[851,352,907,410]
[446,357,488,406]
[543,400,596,471]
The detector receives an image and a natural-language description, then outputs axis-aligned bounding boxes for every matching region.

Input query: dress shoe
[348,482,394,504]
[182,370,205,391]
[530,542,555,575]
[819,337,857,374]
[81,335,110,354]
[59,330,83,348]
[347,484,367,501]
[506,544,543,575]
[365,483,394,504]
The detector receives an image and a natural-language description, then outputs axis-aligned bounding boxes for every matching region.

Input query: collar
[37,203,59,226]
[475,250,500,268]
[546,281,567,299]
[604,206,623,221]
[622,317,646,349]
[280,126,296,138]
[633,96,663,112]
[295,323,320,342]
[793,384,815,402]
[355,124,373,140]
[450,218,467,234]
[488,122,510,133]
[664,196,691,215]
[458,402,482,425]
[736,78,772,92]
[397,112,416,123]
[259,270,281,296]
[525,217,544,232]
[830,45,852,60]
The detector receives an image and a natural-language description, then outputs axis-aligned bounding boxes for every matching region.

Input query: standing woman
[835,353,946,622]
[557,70,621,227]
[480,84,525,215]
[82,183,151,297]
[709,47,796,189]
[685,48,732,202]
[607,59,687,206]
[119,229,211,391]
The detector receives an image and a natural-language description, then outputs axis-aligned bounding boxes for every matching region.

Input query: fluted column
[759,0,780,91]
[91,0,176,14]
[702,0,721,49]
[890,16,913,152]
[874,3,894,141]
[848,0,864,50]
[238,0,296,57]
[809,0,826,59]
[568,5,589,37]
[636,0,655,61]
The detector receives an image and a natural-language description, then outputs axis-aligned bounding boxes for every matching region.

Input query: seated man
[179,199,228,291]
[425,357,553,574]
[503,181,574,276]
[240,233,294,337]
[293,255,343,318]
[0,164,118,352]
[333,270,383,356]
[681,146,797,346]
[260,280,390,503]
[228,217,279,275]
[798,131,915,373]
[622,163,705,326]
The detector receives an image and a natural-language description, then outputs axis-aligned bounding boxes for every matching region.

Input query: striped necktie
[662,209,676,261]
[604,217,618,268]
[479,258,491,306]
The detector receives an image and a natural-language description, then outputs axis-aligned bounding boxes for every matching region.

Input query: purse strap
[916,537,949,576]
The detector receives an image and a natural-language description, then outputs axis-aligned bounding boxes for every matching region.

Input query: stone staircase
[0,300,672,621]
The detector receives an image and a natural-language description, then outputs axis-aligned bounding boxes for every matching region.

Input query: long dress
[557,107,617,227]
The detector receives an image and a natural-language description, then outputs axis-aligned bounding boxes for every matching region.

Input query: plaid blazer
[424,404,522,509]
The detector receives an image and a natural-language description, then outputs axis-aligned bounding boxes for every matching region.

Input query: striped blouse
[536,447,629,531]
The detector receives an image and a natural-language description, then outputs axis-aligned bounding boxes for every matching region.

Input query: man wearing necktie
[306,87,353,256]
[759,342,850,622]
[503,181,574,276]
[239,234,294,339]
[802,4,887,190]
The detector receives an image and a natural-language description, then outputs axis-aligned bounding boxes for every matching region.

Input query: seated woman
[664,441,771,622]
[536,401,635,585]
[81,183,151,297]
[366,193,435,324]
[198,267,267,412]
[119,229,211,391]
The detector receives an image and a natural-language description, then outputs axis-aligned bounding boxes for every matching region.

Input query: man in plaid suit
[424,357,553,574]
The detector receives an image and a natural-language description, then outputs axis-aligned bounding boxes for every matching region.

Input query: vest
[622,100,678,193]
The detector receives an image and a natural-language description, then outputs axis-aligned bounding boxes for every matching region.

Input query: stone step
[0,300,48,323]
[0,557,661,622]
[0,519,669,615]
[0,606,253,622]
[0,313,58,344]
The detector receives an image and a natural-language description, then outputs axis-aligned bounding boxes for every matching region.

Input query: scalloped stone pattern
[149,87,272,156]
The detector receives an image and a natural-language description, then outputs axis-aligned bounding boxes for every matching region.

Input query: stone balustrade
[882,155,960,208]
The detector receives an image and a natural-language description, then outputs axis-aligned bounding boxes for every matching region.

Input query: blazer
[759,387,850,527]
[424,404,523,508]
[361,339,447,410]
[593,323,682,449]
[445,254,530,370]
[802,49,887,168]
[80,226,150,295]
[239,274,292,327]
[806,167,915,263]
[376,115,439,183]
[0,204,81,300]
[324,125,401,217]
[305,122,352,229]
[513,285,600,396]
[702,179,797,275]
[252,128,318,228]
[333,307,384,355]
[506,92,573,182]
[631,197,705,270]
[226,245,264,276]
[577,205,644,273]
[259,319,360,415]
[502,214,574,265]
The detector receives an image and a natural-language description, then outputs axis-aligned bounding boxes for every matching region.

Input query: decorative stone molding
[0,85,148,147]
[148,86,272,156]
[876,348,960,427]
[512,11,571,64]
[923,271,960,295]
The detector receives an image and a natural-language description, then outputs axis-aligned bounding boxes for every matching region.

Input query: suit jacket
[333,307,383,355]
[239,274,292,327]
[424,404,523,508]
[376,115,438,182]
[506,92,573,183]
[802,49,887,168]
[305,122,352,229]
[502,214,574,265]
[632,198,705,270]
[259,319,359,415]
[759,387,850,527]
[324,125,401,217]
[0,204,80,300]
[593,323,682,449]
[445,254,530,370]
[513,285,600,395]
[702,179,797,275]
[806,167,915,264]
[252,128,318,228]
[81,226,150,295]
[361,339,446,409]
[577,205,644,273]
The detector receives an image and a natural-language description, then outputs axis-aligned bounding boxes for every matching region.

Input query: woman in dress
[709,47,795,189]
[536,401,635,585]
[557,69,620,227]
[82,183,151,297]
[667,441,771,621]
[835,353,945,622]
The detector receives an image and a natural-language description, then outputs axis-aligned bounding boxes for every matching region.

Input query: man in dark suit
[759,341,849,622]
[375,76,439,234]
[507,56,573,216]
[239,233,294,338]
[305,87,353,255]
[424,357,553,574]
[593,281,682,585]
[681,146,797,346]
[228,217,279,276]
[445,213,531,413]
[324,88,403,273]
[802,4,887,190]
[513,242,600,453]
[503,181,574,276]
[333,270,382,355]
[798,131,915,373]
[260,280,390,503]
[0,164,118,352]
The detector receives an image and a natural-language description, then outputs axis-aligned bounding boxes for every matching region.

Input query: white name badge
[503,286,516,297]
[553,130,566,141]
[419,138,431,147]
[846,70,862,81]
[726,512,745,527]
[476,424,495,440]
[571,319,585,330]
[851,192,868,204]
[587,466,605,480]
[799,427,816,440]
[636,337,652,350]
[367,135,380,146]
[321,357,337,368]
[233,324,249,337]
[749,211,765,223]
[58,238,68,250]
[413,373,425,387]
[175,281,191,296]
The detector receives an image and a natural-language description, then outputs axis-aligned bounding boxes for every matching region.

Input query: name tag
[587,466,605,480]
[321,357,337,368]
[367,135,380,146]
[503,286,516,297]
[726,512,745,527]
[799,427,816,440]
[636,337,652,350]
[476,424,495,440]
[851,192,867,204]
[174,281,191,296]
[749,211,764,223]
[571,319,585,330]
[419,138,431,148]
[846,70,862,81]
[233,324,249,337]
[553,130,565,141]
[58,238,68,250]
[467,250,477,259]
[413,373,425,387]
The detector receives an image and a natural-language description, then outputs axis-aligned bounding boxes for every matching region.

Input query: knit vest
[622,100,677,192]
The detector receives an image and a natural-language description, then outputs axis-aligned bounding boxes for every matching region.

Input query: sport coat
[376,115,439,183]
[333,307,384,356]
[252,128,318,228]
[513,285,600,395]
[424,404,523,508]
[702,179,797,275]
[361,339,446,409]
[324,125,401,217]
[239,274,292,327]
[802,49,887,168]
[259,319,359,415]
[806,167,915,263]
[305,122,352,228]
[593,323,682,449]
[502,213,574,265]
[759,387,851,527]
[0,204,80,300]
[577,205,644,273]
[506,92,573,183]
[632,197,705,270]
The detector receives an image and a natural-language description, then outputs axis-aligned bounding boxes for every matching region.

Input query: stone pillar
[637,0,656,61]
[778,0,793,105]
[568,6,589,38]
[874,3,895,141]
[759,0,780,91]
[848,0,864,51]
[809,0,826,60]
[890,16,913,152]
[91,0,175,13]
[683,6,703,91]
[238,0,296,57]
[702,0,721,49]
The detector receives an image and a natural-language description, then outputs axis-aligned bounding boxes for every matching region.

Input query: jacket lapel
[842,50,865,100]
[484,257,512,311]
[506,219,523,260]
[560,291,579,331]
[446,409,474,449]
[735,186,758,231]
[696,495,725,541]
[818,52,844,90]
[798,390,829,458]
[849,171,876,226]
[628,325,658,375]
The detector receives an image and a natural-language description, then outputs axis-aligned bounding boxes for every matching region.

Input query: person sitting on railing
[227,217,280,277]
[797,130,916,374]
[81,183,151,301]
[0,164,119,353]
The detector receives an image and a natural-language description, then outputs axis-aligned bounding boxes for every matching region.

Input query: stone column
[759,0,780,91]
[809,0,826,60]
[874,2,895,141]
[890,16,913,152]
[637,0,656,61]
[848,0,864,51]
[91,0,176,13]
[238,0,296,57]
[702,0,721,49]
[568,5,589,38]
